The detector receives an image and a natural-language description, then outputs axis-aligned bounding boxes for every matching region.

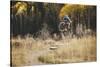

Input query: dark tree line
[10,1,96,37]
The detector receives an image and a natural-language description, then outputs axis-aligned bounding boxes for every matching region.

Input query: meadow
[11,35,96,66]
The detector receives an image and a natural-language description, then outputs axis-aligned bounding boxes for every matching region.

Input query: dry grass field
[11,35,96,66]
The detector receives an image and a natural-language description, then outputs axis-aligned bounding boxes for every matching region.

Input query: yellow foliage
[12,2,28,15]
[59,4,86,18]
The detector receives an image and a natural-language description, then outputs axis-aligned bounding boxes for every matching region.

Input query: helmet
[63,15,69,22]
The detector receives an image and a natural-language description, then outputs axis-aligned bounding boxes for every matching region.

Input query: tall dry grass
[38,36,96,64]
[11,35,96,66]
